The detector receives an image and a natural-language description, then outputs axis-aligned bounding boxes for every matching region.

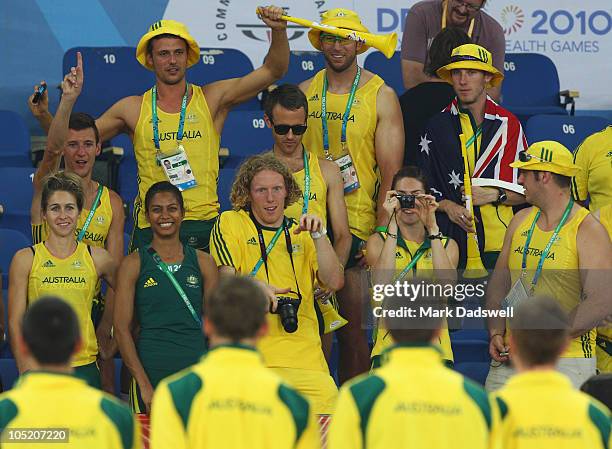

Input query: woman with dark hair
[8,172,117,387]
[114,181,218,414]
[366,166,459,368]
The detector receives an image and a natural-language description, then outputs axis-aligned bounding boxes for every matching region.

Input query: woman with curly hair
[210,152,344,416]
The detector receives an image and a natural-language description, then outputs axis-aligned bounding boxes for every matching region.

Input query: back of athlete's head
[263,84,309,121]
[145,181,185,213]
[41,171,85,212]
[385,280,445,344]
[230,153,302,210]
[22,296,80,365]
[510,296,569,367]
[426,27,472,77]
[391,166,429,191]
[69,112,100,144]
[207,276,269,341]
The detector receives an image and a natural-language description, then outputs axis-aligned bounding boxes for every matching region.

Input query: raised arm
[320,159,351,267]
[366,191,400,286]
[203,6,289,126]
[374,85,404,226]
[8,249,33,373]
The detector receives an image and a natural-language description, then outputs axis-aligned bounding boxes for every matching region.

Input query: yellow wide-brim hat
[308,8,370,54]
[436,44,504,88]
[136,20,200,70]
[510,140,581,177]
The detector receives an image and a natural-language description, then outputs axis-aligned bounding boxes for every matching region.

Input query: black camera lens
[275,296,301,333]
[396,194,416,209]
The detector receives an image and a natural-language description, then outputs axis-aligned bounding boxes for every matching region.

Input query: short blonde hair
[230,153,302,211]
[41,171,84,212]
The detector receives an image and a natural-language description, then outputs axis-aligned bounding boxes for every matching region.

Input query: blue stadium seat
[363,51,403,96]
[189,48,260,110]
[451,328,488,341]
[0,110,31,167]
[525,115,610,152]
[0,168,36,234]
[0,289,13,359]
[276,51,326,85]
[220,111,274,167]
[63,47,154,118]
[217,168,237,213]
[0,229,30,281]
[451,339,490,385]
[502,53,574,124]
[0,358,18,389]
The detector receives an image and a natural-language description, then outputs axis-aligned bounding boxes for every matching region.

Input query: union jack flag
[418,96,527,267]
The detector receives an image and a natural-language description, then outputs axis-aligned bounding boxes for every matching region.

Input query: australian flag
[418,96,527,267]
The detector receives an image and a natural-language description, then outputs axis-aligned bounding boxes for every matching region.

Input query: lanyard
[393,238,429,283]
[301,150,311,216]
[521,198,574,290]
[77,184,104,242]
[442,0,475,37]
[249,214,302,300]
[465,127,482,174]
[321,66,361,159]
[151,84,189,150]
[147,246,202,326]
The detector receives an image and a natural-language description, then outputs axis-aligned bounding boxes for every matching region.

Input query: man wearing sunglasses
[485,140,612,391]
[264,84,351,363]
[300,8,404,383]
[401,0,505,101]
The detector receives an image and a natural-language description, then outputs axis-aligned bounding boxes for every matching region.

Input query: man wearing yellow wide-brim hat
[419,42,527,273]
[300,8,405,383]
[485,140,612,391]
[56,7,289,255]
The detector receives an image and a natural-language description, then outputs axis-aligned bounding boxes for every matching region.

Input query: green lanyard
[249,218,285,277]
[521,198,574,292]
[76,184,104,243]
[151,84,189,150]
[321,67,361,159]
[301,150,311,216]
[392,238,429,283]
[465,127,482,173]
[147,246,201,326]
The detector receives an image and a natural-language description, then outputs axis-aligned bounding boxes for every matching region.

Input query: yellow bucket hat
[436,44,504,88]
[308,8,370,54]
[510,141,581,177]
[136,20,200,70]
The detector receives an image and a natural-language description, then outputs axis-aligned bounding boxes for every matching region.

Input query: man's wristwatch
[493,188,507,206]
[310,227,327,240]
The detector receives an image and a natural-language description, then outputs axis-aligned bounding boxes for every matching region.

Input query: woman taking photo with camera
[9,172,117,386]
[366,166,459,368]
[114,181,218,414]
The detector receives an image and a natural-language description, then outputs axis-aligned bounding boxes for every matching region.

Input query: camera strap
[249,213,302,300]
[393,237,429,283]
[147,245,202,327]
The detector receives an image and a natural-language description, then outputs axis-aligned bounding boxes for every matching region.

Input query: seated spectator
[401,0,505,100]
[151,276,319,449]
[328,285,496,449]
[210,153,344,415]
[0,296,139,448]
[400,27,471,166]
[114,181,218,414]
[366,166,458,368]
[8,172,117,387]
[492,297,611,449]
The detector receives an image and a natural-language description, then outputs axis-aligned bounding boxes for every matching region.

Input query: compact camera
[273,296,301,333]
[395,194,416,209]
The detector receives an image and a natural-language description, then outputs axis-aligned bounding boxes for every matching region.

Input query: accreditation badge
[502,278,530,309]
[334,153,359,194]
[157,143,197,191]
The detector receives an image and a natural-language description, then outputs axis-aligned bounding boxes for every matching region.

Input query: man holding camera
[210,153,344,415]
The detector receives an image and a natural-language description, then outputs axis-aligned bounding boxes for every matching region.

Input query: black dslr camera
[273,296,301,333]
[395,194,416,209]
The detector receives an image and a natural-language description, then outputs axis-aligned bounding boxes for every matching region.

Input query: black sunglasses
[270,120,308,136]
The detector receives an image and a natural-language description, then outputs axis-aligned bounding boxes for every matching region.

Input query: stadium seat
[451,328,488,341]
[217,168,237,213]
[0,110,31,167]
[189,48,260,110]
[502,53,576,124]
[0,228,30,281]
[363,50,403,96]
[220,110,274,166]
[525,115,610,152]
[451,339,490,385]
[63,47,154,118]
[0,168,36,234]
[0,358,18,390]
[276,51,326,85]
